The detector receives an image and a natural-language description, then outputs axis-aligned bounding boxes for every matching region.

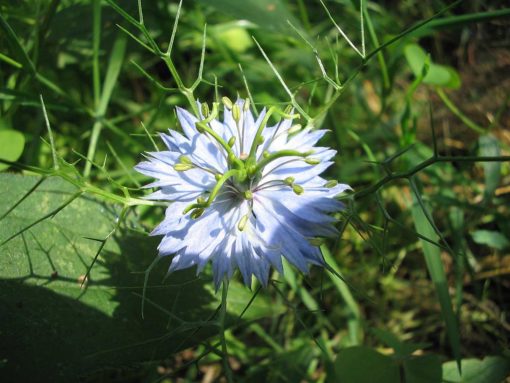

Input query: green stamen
[222,96,233,110]
[292,184,304,195]
[174,163,193,171]
[237,214,249,231]
[305,158,320,165]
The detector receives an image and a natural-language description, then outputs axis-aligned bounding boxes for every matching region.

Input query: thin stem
[219,277,233,383]
[253,150,310,175]
[436,87,486,134]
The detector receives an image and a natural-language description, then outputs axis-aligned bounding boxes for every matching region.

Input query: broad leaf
[442,356,510,383]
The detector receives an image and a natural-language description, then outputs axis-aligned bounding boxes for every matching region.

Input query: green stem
[219,277,233,383]
[363,6,390,92]
[436,87,486,134]
[162,55,199,116]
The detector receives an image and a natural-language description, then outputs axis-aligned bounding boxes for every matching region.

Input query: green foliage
[0,129,24,170]
[0,174,281,381]
[442,356,510,383]
[1,0,509,381]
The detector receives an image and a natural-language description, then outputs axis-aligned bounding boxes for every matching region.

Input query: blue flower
[135,98,351,289]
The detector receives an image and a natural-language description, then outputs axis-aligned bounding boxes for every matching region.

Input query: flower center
[179,98,318,220]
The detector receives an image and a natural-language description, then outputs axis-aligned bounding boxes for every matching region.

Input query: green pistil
[194,102,244,170]
[249,149,313,177]
[181,102,316,218]
[183,169,244,217]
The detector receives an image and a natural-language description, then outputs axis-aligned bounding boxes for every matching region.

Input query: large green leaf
[0,174,281,382]
[0,130,25,171]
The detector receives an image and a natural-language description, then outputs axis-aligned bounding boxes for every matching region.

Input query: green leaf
[195,0,303,34]
[214,24,253,53]
[0,129,25,170]
[442,356,510,383]
[331,346,400,383]
[404,43,461,88]
[410,185,462,371]
[403,354,442,383]
[0,174,281,382]
[471,230,510,251]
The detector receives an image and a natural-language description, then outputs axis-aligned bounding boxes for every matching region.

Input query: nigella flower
[135,97,351,289]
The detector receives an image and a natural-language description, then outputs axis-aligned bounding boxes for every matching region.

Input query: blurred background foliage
[1,0,510,382]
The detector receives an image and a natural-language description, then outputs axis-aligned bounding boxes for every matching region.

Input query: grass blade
[410,184,462,372]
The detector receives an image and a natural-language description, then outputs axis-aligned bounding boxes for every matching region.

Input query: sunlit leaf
[0,129,25,170]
